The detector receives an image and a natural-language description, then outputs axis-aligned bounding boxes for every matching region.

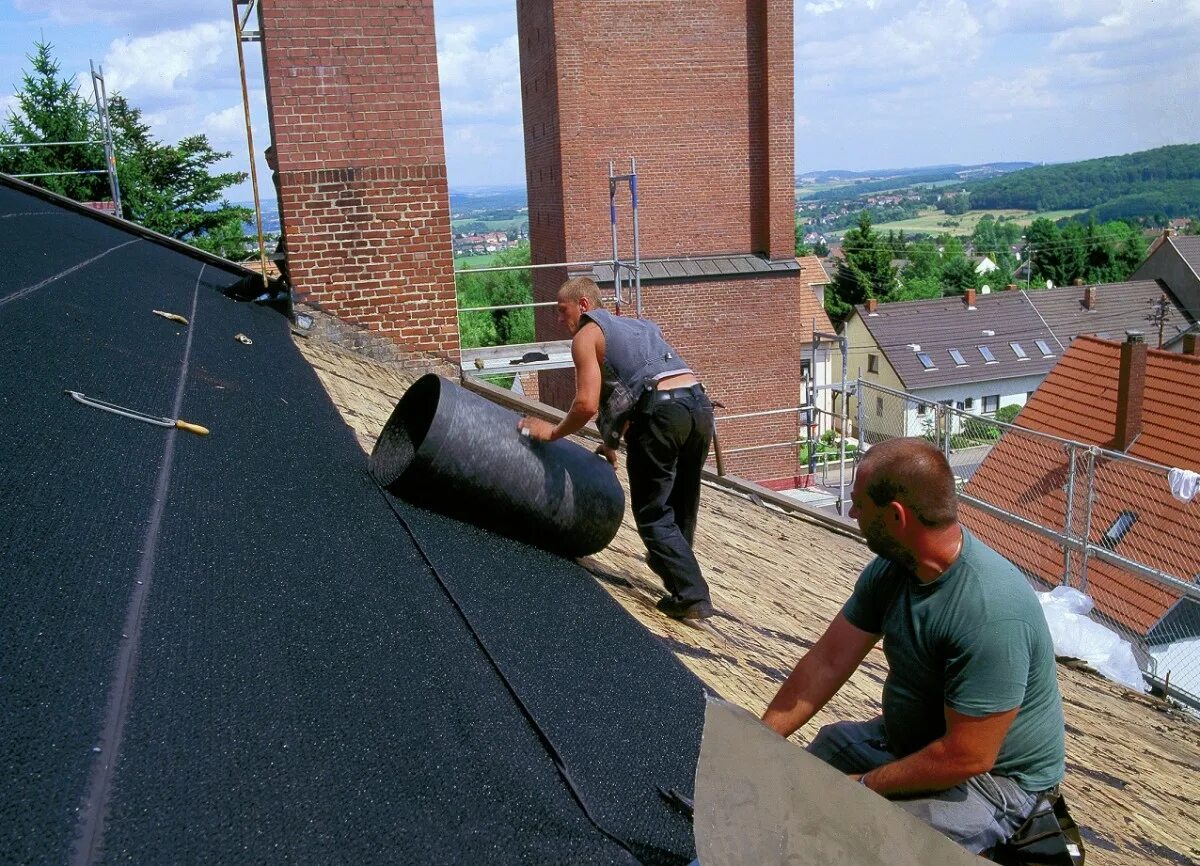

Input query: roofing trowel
[65,390,210,436]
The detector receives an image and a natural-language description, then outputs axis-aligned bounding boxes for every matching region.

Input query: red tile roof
[963,335,1200,637]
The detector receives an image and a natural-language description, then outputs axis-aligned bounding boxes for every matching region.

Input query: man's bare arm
[519,324,603,441]
[857,705,1019,795]
[761,612,879,738]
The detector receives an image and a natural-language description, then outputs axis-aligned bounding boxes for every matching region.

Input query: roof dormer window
[917,352,936,371]
[948,348,968,366]
[978,345,997,363]
[1010,341,1028,360]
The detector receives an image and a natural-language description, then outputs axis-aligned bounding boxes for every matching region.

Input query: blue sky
[2,0,1198,201]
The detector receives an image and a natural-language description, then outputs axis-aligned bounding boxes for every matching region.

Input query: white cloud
[797,0,983,92]
[202,104,250,140]
[981,0,1109,34]
[101,22,231,103]
[436,26,520,120]
[967,67,1061,118]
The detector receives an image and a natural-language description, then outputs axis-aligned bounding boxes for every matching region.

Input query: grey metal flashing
[589,254,800,285]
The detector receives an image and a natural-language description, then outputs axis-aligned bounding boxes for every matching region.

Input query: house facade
[836,289,1059,439]
[836,281,1195,440]
[1132,233,1200,326]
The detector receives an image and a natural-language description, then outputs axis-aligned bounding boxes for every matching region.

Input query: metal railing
[854,379,1200,706]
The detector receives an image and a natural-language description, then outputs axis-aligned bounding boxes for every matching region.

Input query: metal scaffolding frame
[1,64,121,216]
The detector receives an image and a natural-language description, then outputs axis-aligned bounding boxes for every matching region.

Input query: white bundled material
[1037,586,1147,692]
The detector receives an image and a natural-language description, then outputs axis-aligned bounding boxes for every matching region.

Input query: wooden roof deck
[297,332,1200,866]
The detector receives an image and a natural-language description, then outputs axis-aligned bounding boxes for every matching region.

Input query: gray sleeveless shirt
[581,308,692,447]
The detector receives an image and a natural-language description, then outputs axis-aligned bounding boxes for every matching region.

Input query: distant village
[452,228,525,256]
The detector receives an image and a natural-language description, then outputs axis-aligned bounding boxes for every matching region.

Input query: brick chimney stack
[1005,283,1018,291]
[257,0,459,360]
[1184,332,1199,356]
[1084,286,1097,310]
[865,298,879,314]
[964,288,976,308]
[1113,331,1147,451]
[1072,278,1084,286]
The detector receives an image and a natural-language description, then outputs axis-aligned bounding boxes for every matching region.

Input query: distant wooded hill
[965,144,1200,220]
[798,163,1033,201]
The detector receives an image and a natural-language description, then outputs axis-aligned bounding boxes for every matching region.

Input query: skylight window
[1035,340,1054,357]
[978,345,997,363]
[1101,510,1138,549]
[917,353,936,370]
[948,348,968,366]
[1010,341,1028,359]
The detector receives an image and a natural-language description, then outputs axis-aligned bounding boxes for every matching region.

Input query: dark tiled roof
[1028,281,1194,347]
[963,336,1200,636]
[857,292,1060,390]
[587,254,799,284]
[1171,234,1200,276]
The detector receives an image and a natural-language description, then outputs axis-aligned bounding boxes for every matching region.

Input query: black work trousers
[625,392,714,605]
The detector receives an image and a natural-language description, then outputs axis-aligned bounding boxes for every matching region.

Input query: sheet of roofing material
[693,700,982,866]
[386,498,705,863]
[0,177,699,865]
[370,374,625,557]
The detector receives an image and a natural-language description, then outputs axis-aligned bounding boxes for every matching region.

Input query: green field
[454,253,498,269]
[796,178,959,199]
[450,217,527,233]
[861,208,1087,237]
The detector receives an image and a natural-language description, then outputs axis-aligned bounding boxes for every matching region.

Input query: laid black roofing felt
[0,177,702,865]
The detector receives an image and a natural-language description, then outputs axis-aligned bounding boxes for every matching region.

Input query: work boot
[656,595,714,621]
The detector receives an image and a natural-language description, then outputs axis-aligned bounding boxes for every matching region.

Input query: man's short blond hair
[559,276,603,308]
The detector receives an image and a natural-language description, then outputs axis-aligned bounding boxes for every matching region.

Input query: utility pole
[1149,293,1169,348]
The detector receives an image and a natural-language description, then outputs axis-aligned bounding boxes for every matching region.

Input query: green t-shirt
[842,528,1065,792]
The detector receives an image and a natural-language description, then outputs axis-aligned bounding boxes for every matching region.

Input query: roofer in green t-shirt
[761,437,1066,855]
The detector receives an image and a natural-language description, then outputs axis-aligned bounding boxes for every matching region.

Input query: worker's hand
[518,416,556,442]
[596,444,618,469]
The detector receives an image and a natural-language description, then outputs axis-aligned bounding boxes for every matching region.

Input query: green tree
[106,96,250,258]
[825,211,896,321]
[794,217,811,256]
[894,239,942,300]
[455,243,534,349]
[1,41,250,259]
[0,42,106,200]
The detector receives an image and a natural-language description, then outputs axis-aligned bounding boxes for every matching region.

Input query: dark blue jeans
[625,392,714,605]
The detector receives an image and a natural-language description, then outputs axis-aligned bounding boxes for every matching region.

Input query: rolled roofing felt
[370,375,625,558]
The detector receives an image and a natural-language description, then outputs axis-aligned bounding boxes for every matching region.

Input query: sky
[1,0,1198,202]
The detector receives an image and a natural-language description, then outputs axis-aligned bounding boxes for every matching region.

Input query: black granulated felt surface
[388,500,706,865]
[1,177,704,865]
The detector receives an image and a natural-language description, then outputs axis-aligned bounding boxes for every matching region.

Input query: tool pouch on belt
[989,792,1085,866]
[596,374,639,449]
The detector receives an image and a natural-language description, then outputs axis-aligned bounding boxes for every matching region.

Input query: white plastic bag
[1038,586,1146,692]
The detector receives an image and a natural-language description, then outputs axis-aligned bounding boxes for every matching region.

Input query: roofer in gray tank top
[759,437,1068,856]
[518,277,716,620]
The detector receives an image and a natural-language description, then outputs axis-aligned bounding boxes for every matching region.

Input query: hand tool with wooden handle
[64,390,210,436]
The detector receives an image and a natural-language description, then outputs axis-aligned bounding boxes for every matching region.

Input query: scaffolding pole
[231,0,270,289]
[608,158,642,316]
[89,62,122,218]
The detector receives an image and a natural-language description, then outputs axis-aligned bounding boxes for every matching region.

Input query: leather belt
[647,383,705,403]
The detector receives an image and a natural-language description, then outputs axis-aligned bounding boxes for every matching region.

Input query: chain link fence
[854,380,1200,707]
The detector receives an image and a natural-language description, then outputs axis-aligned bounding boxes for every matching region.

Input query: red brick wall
[518,0,794,264]
[258,0,458,359]
[518,0,802,480]
[644,274,808,481]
